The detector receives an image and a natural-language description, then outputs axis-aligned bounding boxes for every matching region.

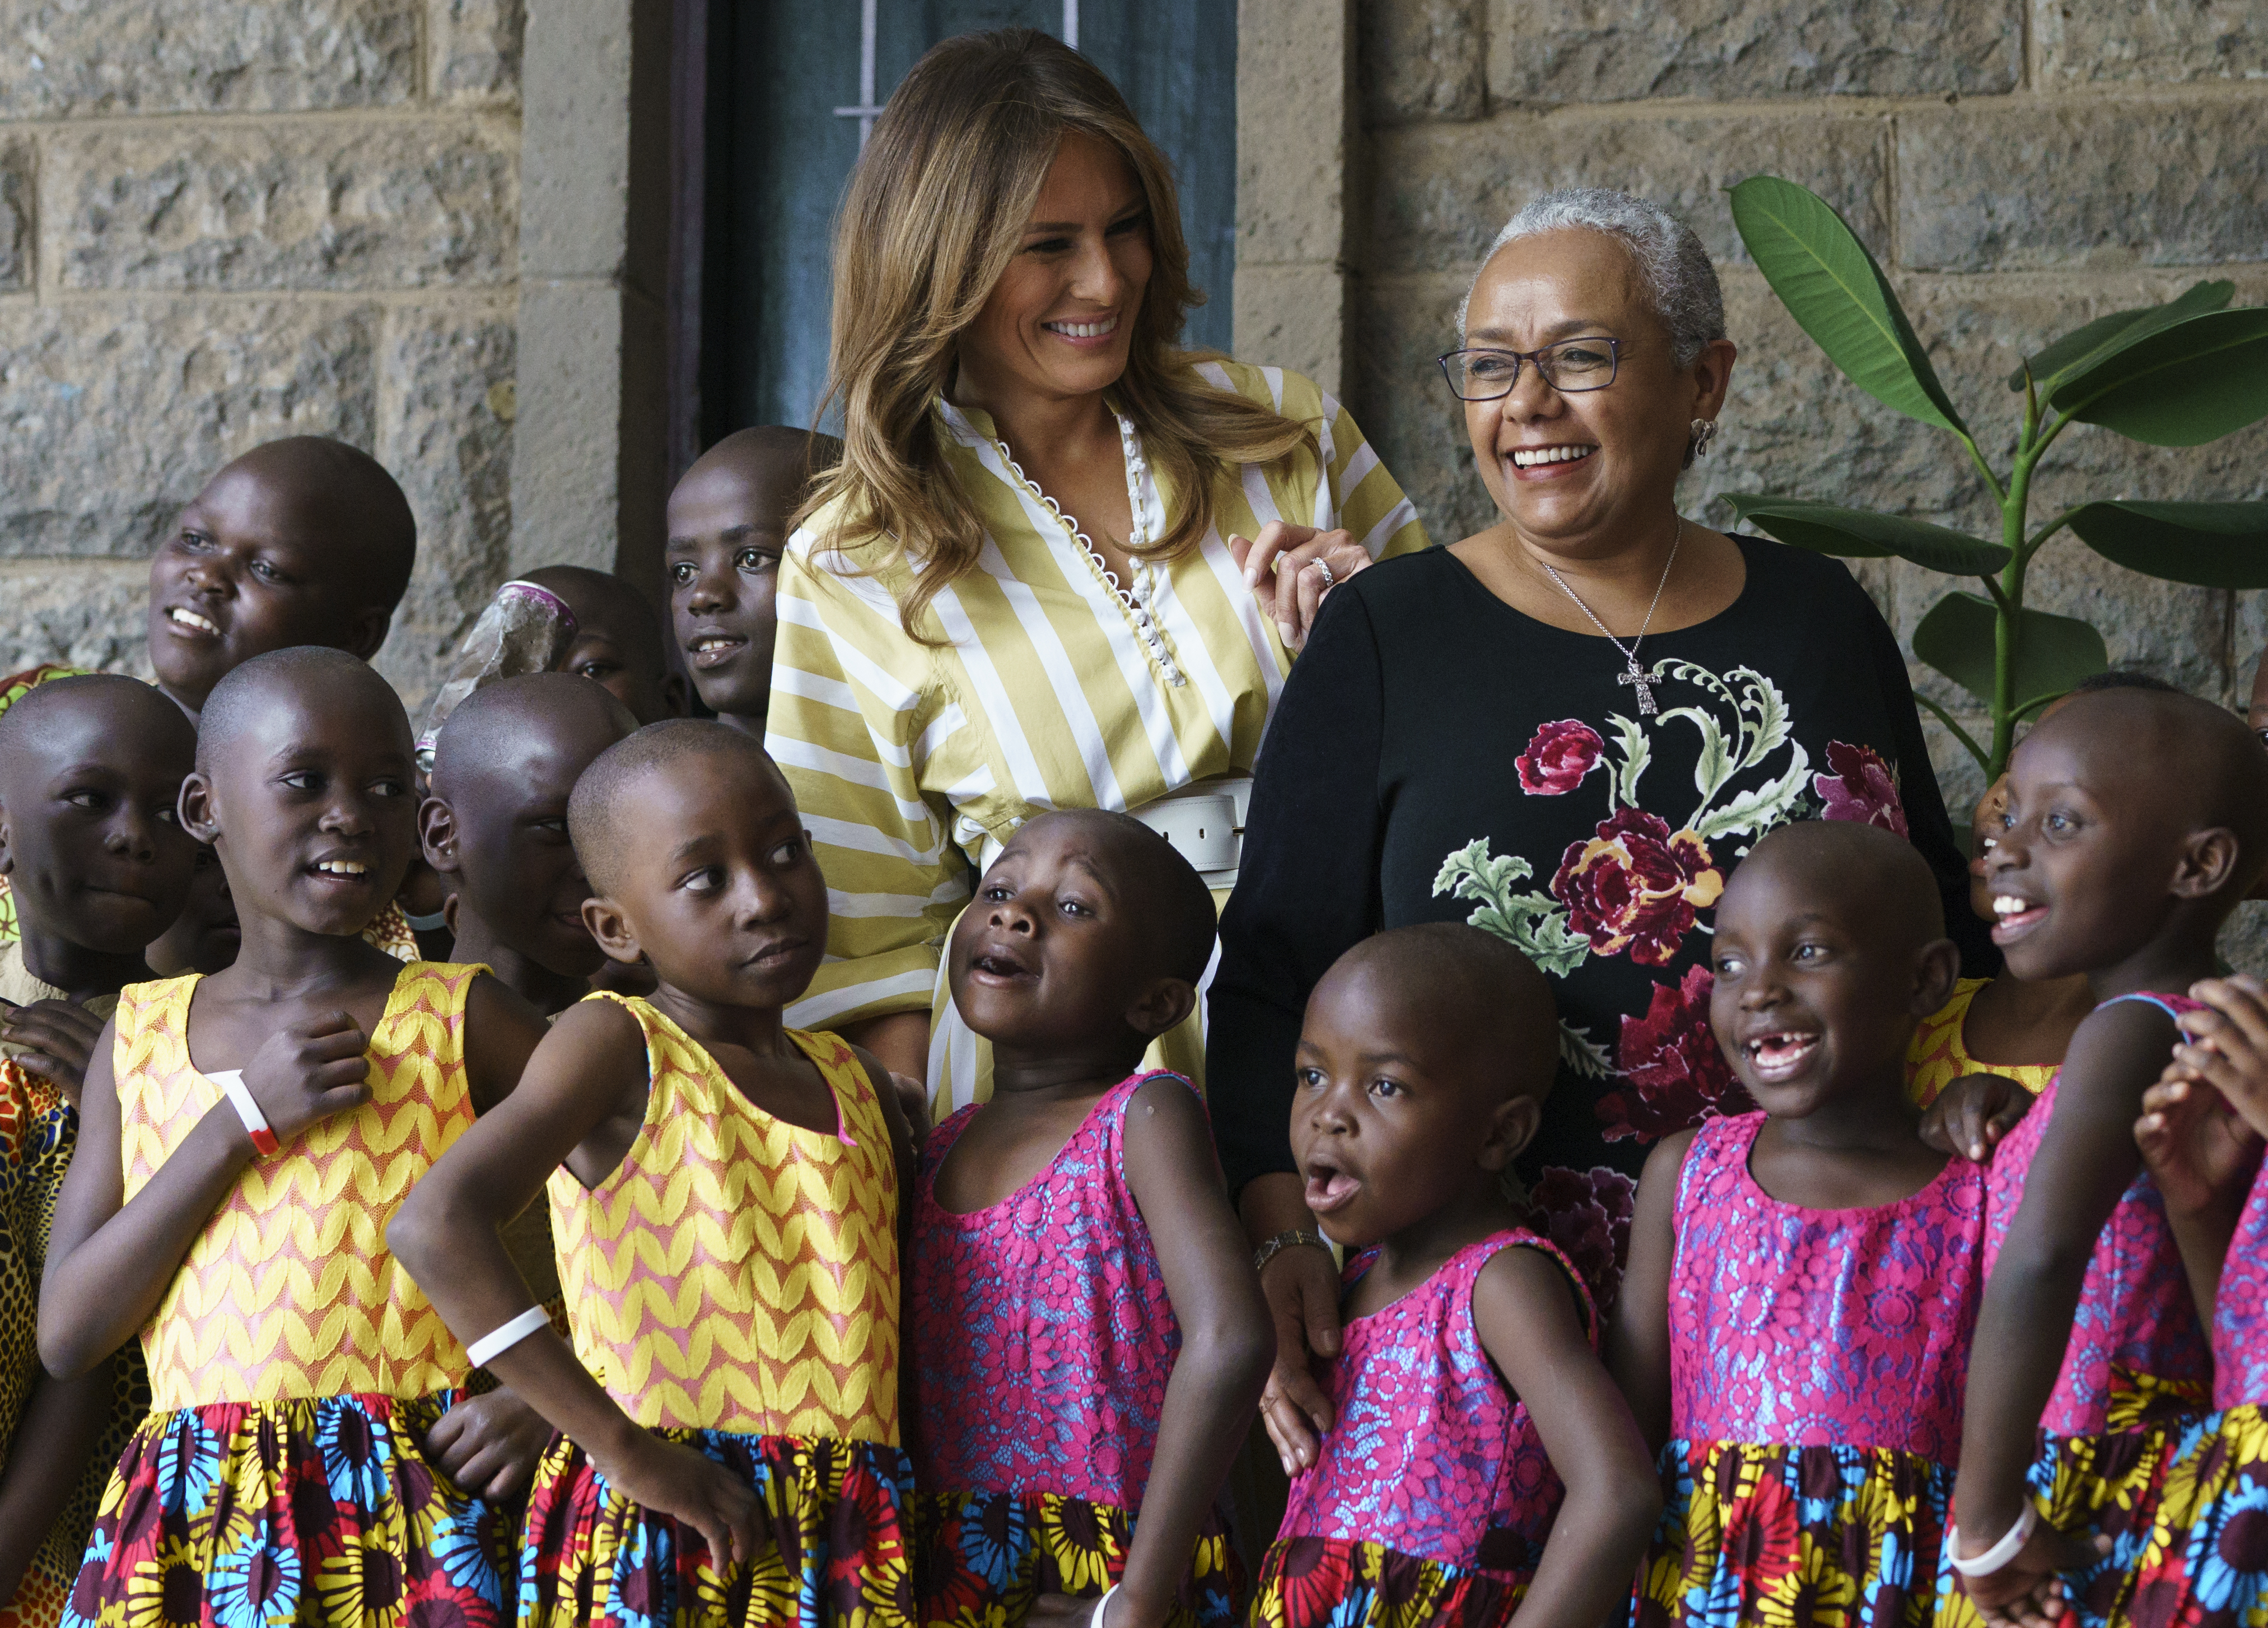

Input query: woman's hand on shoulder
[1229,522,1369,652]
[1921,1073,2036,1163]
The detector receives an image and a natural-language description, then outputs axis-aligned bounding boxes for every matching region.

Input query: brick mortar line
[0,105,522,139]
[1376,78,2268,132]
[15,286,522,308]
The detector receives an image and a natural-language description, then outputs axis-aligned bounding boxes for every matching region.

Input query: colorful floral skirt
[2124,1405,2268,1628]
[911,1489,1239,1628]
[1933,1410,2201,1628]
[59,1389,509,1628]
[1634,1439,1948,1628]
[1248,1534,1526,1628]
[517,1426,914,1627]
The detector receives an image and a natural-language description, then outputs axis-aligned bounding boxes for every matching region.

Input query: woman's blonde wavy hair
[797,28,1316,639]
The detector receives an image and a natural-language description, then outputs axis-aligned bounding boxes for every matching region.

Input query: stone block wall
[0,0,524,713]
[1346,0,2268,825]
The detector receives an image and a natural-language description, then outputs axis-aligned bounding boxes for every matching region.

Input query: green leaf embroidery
[1560,1020,1615,1080]
[1608,713,1653,810]
[1432,838,1591,978]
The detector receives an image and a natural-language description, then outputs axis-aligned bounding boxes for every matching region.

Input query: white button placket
[995,413,1186,688]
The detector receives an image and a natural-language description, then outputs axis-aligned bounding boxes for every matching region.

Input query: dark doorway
[671,1,1238,478]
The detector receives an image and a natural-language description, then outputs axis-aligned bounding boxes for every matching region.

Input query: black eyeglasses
[1437,337,1625,400]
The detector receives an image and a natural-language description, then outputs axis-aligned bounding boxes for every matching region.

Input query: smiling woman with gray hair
[1205,187,1986,1463]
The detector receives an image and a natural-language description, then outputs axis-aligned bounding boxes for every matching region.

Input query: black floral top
[1206,537,1986,1300]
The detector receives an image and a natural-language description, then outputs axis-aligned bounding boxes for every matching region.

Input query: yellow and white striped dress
[767,361,1427,1110]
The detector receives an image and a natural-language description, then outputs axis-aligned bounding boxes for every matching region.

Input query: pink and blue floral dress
[1635,1112,1987,1628]
[1248,1229,1596,1628]
[908,1071,1239,1628]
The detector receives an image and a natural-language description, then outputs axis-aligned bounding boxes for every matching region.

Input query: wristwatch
[1253,1228,1329,1273]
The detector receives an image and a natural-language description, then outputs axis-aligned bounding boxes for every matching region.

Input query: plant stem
[1917,693,1991,773]
[1990,442,2041,778]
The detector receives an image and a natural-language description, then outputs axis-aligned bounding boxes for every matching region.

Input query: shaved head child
[0,674,198,1615]
[148,436,417,724]
[666,427,840,731]
[423,672,640,1016]
[522,565,687,726]
[41,647,553,1617]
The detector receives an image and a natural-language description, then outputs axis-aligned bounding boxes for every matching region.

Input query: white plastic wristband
[1089,1585,1118,1628]
[1947,1503,2039,1578]
[466,1305,552,1369]
[208,1070,279,1158]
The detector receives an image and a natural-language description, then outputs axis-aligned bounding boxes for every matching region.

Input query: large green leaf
[2050,308,2268,445]
[1912,591,2108,708]
[2068,500,2268,587]
[1720,493,2009,573]
[1729,176,1970,437]
[2008,281,2233,394]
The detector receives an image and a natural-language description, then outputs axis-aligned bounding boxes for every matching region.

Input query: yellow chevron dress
[518,996,911,1628]
[61,963,509,1628]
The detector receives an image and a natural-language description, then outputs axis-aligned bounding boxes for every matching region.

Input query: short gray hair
[1456,188,1726,366]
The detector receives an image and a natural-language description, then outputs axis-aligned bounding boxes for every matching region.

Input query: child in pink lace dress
[1253,923,1658,1628]
[2124,973,2268,1628]
[1944,688,2268,1628]
[909,811,1270,1628]
[1612,821,1977,1628]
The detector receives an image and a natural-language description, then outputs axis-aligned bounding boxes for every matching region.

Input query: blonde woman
[768,29,1428,1109]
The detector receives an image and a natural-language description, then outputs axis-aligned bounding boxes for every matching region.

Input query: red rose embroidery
[1552,808,1725,966]
[1516,719,1606,796]
[1599,965,1756,1143]
[1813,740,1908,836]
[1520,1164,1637,1309]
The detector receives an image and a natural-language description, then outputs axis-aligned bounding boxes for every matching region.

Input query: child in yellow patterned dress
[0,677,199,1627]
[389,719,920,1627]
[38,647,553,1626]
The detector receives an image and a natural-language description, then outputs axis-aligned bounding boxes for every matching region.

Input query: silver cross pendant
[1619,662,1660,715]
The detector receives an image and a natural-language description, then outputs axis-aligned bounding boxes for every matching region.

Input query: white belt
[967,776,1250,893]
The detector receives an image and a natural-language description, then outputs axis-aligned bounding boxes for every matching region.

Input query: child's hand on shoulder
[0,997,108,1105]
[594,1431,762,1571]
[1919,1072,2034,1163]
[242,1009,371,1141]
[426,1387,554,1500]
[2166,974,2268,1142]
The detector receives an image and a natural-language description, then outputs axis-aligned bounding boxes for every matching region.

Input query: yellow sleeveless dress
[60,963,511,1628]
[519,995,912,1628]
[1904,976,2059,1108]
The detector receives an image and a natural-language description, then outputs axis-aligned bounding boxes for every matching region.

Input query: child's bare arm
[1047,1079,1270,1628]
[1607,1130,1690,1453]
[1480,1247,1661,1628]
[461,974,551,1113]
[1952,1001,2176,1616]
[0,1361,111,1603]
[387,999,761,1568]
[41,1010,372,1377]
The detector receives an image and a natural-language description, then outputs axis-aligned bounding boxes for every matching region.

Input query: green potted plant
[1719,176,2268,778]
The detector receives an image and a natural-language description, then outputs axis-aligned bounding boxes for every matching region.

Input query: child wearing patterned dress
[38,649,553,1626]
[0,678,199,1627]
[909,810,1269,1628]
[1944,687,2268,1628]
[1612,820,1976,1628]
[2123,973,2268,1628]
[389,720,920,1627]
[1255,922,1658,1628]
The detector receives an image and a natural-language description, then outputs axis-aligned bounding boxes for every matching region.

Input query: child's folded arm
[1607,1128,1692,1456]
[1098,1075,1273,1628]
[39,1009,370,1377]
[387,994,762,1566]
[1477,1243,1661,1628]
[1952,1000,2179,1606]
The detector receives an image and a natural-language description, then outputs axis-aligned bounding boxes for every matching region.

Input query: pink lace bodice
[1277,1230,1595,1582]
[1983,992,2211,1435]
[908,1071,1185,1509]
[1667,1111,1987,1462]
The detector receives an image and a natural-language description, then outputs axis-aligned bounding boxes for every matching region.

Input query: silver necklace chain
[1540,521,1683,715]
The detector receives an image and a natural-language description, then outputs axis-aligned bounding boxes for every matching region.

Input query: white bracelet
[1089,1585,1117,1628]
[208,1070,279,1156]
[465,1304,552,1368]
[1947,1503,2039,1578]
